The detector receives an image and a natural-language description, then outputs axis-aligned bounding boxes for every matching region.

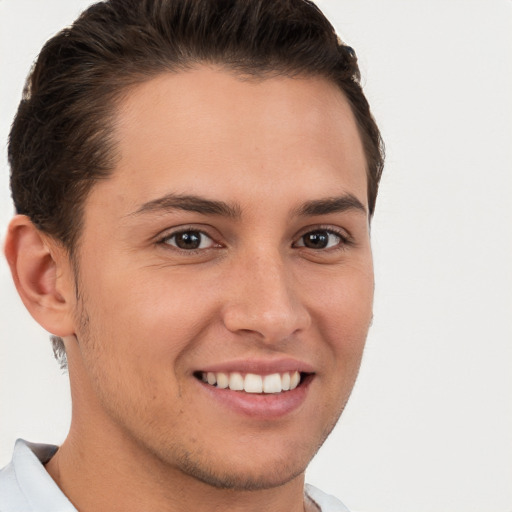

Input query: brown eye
[295,230,343,250]
[163,230,214,250]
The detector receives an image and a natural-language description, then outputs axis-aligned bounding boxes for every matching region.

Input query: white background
[1,1,511,511]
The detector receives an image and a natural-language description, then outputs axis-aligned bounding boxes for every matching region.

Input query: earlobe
[4,215,76,337]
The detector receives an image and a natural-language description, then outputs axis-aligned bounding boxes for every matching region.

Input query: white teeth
[263,373,282,393]
[200,370,303,394]
[290,370,300,390]
[229,372,244,391]
[244,374,263,393]
[216,372,229,389]
[281,372,291,391]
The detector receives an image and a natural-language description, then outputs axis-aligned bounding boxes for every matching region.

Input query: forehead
[89,67,367,214]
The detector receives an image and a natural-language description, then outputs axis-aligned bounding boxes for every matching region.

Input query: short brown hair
[8,0,384,363]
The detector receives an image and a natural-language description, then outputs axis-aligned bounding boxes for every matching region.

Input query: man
[0,0,384,510]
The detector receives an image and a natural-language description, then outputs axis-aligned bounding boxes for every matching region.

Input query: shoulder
[0,462,26,511]
[0,439,75,512]
[305,483,352,512]
[0,440,33,511]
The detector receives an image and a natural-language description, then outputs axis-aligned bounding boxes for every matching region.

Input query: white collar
[11,439,76,511]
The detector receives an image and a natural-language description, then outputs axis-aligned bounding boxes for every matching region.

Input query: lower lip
[196,375,313,419]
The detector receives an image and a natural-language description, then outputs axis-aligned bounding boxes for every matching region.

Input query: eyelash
[156,226,353,254]
[158,228,219,254]
[293,227,353,252]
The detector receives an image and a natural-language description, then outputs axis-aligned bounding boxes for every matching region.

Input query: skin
[6,67,373,512]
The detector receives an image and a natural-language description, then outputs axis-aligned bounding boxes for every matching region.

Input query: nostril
[222,306,311,343]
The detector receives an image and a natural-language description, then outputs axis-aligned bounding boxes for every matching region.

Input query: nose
[221,249,311,343]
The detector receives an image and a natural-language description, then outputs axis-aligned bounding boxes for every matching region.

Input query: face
[66,67,374,490]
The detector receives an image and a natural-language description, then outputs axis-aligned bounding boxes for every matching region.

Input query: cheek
[304,270,373,434]
[310,264,374,370]
[311,261,374,327]
[73,278,193,420]
[78,268,219,370]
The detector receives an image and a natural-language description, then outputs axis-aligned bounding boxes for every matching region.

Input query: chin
[175,453,308,491]
[148,425,332,491]
[129,395,344,492]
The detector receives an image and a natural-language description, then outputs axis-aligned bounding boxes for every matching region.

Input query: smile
[198,371,302,394]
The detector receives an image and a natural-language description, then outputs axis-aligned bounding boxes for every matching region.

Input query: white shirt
[0,439,350,511]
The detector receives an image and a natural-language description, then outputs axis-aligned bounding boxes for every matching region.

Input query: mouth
[194,370,309,394]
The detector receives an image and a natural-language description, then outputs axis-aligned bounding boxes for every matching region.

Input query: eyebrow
[129,193,242,218]
[129,192,366,219]
[294,194,367,217]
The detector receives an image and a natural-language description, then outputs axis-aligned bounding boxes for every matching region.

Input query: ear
[4,215,76,337]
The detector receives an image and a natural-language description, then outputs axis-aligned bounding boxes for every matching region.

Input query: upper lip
[196,358,315,375]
